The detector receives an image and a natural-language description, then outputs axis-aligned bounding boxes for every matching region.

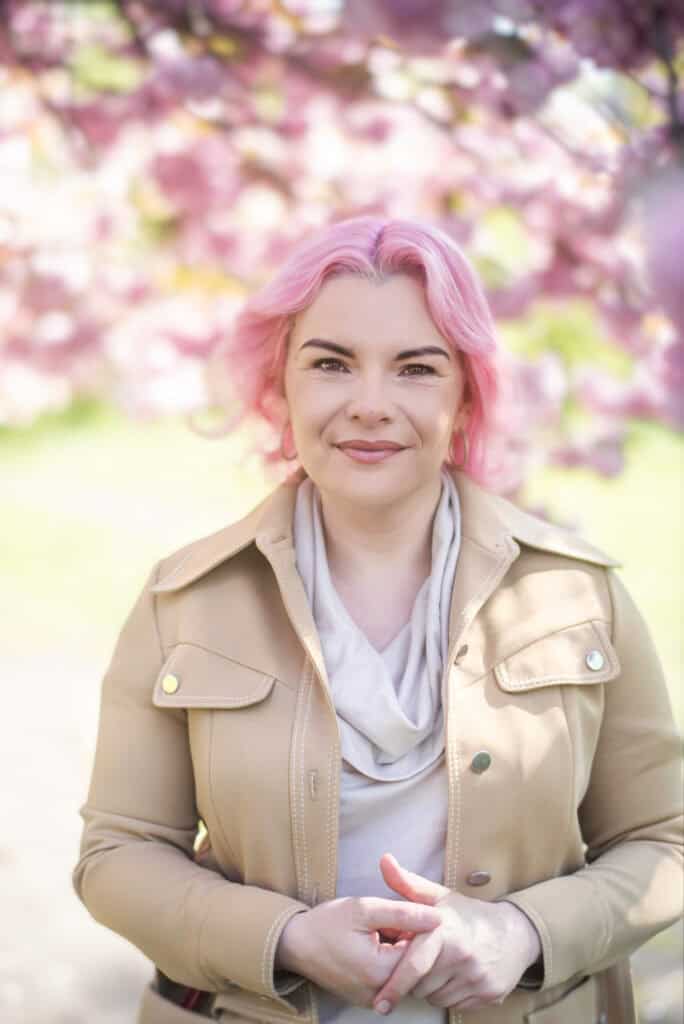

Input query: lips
[336,441,405,451]
[336,443,404,464]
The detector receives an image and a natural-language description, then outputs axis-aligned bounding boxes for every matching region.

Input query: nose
[345,371,393,424]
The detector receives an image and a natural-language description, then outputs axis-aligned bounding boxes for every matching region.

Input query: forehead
[291,273,443,345]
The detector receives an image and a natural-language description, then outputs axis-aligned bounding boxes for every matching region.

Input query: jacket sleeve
[499,567,684,991]
[71,561,310,1003]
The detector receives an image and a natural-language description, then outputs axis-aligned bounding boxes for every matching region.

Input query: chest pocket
[151,643,294,873]
[491,619,621,822]
[494,619,620,693]
[152,642,276,708]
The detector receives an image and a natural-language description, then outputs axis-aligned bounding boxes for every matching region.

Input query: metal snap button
[466,870,491,887]
[585,649,605,671]
[161,673,180,694]
[470,751,492,774]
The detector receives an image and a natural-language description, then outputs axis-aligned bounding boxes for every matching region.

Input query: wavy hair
[196,215,508,489]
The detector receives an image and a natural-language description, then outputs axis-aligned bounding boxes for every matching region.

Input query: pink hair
[199,215,508,489]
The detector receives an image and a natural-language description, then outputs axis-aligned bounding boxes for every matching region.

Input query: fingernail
[376,1000,392,1015]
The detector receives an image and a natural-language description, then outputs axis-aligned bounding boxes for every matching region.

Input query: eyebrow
[299,339,451,361]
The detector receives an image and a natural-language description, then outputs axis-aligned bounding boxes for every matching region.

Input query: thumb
[353,897,441,936]
[379,853,450,906]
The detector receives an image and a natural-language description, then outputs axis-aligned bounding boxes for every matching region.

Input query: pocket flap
[153,643,276,709]
[495,620,620,693]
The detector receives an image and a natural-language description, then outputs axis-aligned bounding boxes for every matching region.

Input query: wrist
[275,910,311,975]
[499,900,542,971]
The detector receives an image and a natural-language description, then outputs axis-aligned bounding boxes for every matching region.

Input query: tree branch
[651,3,684,154]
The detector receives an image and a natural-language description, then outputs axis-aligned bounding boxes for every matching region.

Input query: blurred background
[1,2,682,1022]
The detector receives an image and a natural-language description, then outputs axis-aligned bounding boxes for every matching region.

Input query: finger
[426,980,506,1011]
[377,928,416,945]
[379,853,449,905]
[373,930,442,1012]
[354,897,441,935]
[412,968,456,999]
[392,938,410,954]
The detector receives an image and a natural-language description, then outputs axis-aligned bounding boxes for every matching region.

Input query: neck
[316,474,444,584]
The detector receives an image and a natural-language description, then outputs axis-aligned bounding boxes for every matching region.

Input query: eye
[401,364,436,376]
[311,357,347,372]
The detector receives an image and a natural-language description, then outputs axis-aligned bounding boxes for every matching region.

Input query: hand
[372,853,542,1015]
[275,895,442,1008]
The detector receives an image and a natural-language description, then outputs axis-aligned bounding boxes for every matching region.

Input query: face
[279,273,470,508]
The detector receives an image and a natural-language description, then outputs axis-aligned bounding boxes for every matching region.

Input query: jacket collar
[150,466,620,595]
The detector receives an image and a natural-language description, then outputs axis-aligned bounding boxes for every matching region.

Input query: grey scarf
[293,468,462,781]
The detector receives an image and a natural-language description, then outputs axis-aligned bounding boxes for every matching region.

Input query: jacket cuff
[200,886,310,1005]
[274,970,308,997]
[500,873,607,991]
[516,955,544,990]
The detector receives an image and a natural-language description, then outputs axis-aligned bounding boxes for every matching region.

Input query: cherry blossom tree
[0,0,681,490]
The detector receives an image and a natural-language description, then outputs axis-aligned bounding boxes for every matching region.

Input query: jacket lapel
[446,471,518,656]
[149,466,619,690]
[254,476,333,696]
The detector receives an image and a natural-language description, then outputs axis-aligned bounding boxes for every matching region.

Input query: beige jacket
[73,467,684,1024]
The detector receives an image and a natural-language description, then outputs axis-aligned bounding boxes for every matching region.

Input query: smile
[336,446,405,464]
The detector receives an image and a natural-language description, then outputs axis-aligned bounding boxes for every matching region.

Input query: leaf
[70,44,144,94]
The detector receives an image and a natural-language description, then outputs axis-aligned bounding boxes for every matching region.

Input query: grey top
[292,470,462,1023]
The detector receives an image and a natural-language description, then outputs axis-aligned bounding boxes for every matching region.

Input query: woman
[73,217,683,1024]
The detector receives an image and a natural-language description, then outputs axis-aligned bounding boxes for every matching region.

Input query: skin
[276,271,471,644]
[273,273,541,1011]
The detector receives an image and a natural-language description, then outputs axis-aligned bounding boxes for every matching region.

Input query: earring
[279,422,298,461]
[450,426,469,468]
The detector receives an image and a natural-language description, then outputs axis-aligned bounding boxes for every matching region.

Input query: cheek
[415,401,455,441]
[291,379,339,423]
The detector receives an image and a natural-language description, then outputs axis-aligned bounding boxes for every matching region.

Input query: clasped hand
[277,852,541,1015]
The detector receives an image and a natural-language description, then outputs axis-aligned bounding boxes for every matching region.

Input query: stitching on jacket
[606,570,618,647]
[289,667,303,898]
[290,660,309,900]
[326,741,336,898]
[163,639,291,686]
[206,710,239,865]
[450,698,462,890]
[535,906,553,983]
[446,544,514,886]
[558,684,577,860]
[496,663,614,691]
[157,683,275,708]
[494,618,611,677]
[150,560,165,660]
[449,539,516,667]
[300,660,314,896]
[261,904,302,995]
[155,549,194,583]
[494,618,616,690]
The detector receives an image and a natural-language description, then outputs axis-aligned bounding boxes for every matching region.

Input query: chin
[323,472,421,505]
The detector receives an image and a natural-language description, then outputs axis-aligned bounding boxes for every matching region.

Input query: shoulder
[149,471,305,595]
[149,495,270,595]
[457,476,624,652]
[454,471,621,572]
[492,492,621,572]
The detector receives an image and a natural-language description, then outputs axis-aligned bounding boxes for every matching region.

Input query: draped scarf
[293,468,462,782]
